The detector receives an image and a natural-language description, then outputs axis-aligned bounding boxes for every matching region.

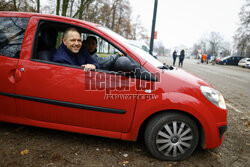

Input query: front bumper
[219,125,227,139]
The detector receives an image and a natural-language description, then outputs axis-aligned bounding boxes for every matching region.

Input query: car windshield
[242,58,249,61]
[98,26,164,68]
[221,56,231,60]
[124,43,163,67]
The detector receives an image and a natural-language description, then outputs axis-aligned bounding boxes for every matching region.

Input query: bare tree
[79,0,94,19]
[191,43,202,58]
[0,0,16,11]
[218,41,231,57]
[1,0,147,44]
[199,38,208,54]
[1,0,37,12]
[234,0,250,57]
[207,32,223,57]
[110,0,119,30]
[134,16,149,42]
[154,40,166,56]
[82,0,135,39]
[192,32,226,58]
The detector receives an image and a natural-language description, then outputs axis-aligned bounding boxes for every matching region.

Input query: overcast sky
[129,0,244,48]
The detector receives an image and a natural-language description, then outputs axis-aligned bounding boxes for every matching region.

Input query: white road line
[226,103,243,113]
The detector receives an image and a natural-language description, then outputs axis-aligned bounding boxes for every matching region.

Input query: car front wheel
[144,112,199,161]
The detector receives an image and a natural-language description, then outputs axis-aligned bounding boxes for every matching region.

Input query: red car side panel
[0,114,122,139]
[15,60,138,132]
[14,16,138,133]
[121,91,227,148]
[0,56,18,117]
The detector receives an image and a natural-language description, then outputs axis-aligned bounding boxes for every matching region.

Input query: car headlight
[200,86,226,109]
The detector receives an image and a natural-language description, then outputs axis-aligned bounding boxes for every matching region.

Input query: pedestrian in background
[172,50,177,66]
[179,49,185,67]
[197,53,201,64]
[207,54,211,64]
[202,54,207,64]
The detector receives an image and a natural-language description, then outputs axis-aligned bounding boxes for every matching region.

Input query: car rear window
[0,17,29,58]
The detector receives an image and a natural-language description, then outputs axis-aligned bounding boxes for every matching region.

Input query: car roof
[0,11,100,28]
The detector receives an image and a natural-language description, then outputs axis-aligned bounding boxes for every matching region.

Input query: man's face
[86,39,97,53]
[63,31,82,54]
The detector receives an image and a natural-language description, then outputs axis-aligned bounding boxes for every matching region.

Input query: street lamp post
[149,0,158,55]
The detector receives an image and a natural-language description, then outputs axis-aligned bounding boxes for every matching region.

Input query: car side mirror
[113,56,136,72]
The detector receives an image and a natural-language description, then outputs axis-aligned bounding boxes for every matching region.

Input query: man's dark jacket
[52,43,100,69]
[179,50,185,59]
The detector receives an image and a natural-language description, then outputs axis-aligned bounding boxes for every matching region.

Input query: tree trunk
[241,43,245,57]
[69,0,74,17]
[62,0,70,16]
[37,0,40,13]
[56,0,61,15]
[13,0,17,11]
[111,1,118,30]
[78,0,84,19]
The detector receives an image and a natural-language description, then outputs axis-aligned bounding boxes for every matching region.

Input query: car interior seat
[37,28,57,61]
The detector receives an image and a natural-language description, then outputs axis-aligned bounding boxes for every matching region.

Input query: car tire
[144,112,199,161]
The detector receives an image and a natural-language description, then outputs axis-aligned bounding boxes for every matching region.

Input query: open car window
[33,20,138,73]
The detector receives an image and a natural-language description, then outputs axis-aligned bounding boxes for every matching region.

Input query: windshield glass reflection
[98,26,163,68]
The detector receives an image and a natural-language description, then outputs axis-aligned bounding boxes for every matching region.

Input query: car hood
[154,68,213,97]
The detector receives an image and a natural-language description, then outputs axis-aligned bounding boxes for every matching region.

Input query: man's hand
[81,64,96,72]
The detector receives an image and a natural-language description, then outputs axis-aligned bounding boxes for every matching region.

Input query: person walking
[172,50,177,66]
[179,49,185,67]
[207,54,211,64]
[202,54,207,64]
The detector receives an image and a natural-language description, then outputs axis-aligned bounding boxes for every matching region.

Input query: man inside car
[52,27,99,72]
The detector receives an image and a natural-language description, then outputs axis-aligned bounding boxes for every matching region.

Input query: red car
[0,12,227,161]
[215,57,222,64]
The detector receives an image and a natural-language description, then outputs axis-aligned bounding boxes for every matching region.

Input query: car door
[0,17,29,119]
[15,17,138,133]
[229,57,234,65]
[236,57,242,65]
[227,57,232,65]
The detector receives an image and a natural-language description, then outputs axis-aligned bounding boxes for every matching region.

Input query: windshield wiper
[157,65,174,70]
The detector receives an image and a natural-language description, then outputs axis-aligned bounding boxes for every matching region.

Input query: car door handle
[14,68,22,83]
[8,69,16,84]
